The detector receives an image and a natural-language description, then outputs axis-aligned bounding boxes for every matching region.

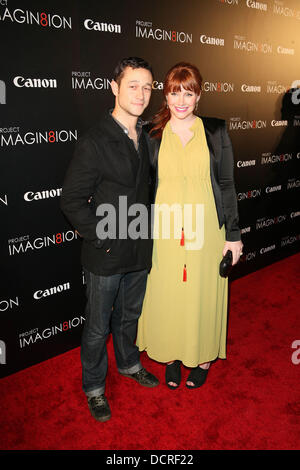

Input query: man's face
[112,66,153,118]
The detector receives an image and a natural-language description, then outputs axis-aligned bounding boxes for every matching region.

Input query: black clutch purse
[219,250,233,278]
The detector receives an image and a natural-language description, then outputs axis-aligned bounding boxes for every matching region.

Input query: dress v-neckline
[169,117,198,148]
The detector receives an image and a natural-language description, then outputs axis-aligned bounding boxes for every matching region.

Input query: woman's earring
[194,102,198,111]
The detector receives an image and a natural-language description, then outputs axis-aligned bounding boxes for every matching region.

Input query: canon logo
[237,160,256,167]
[277,46,294,55]
[33,282,71,300]
[24,188,62,202]
[200,34,224,46]
[260,244,276,254]
[271,120,288,127]
[246,0,267,11]
[84,18,121,33]
[241,84,261,92]
[265,185,281,193]
[14,76,57,88]
[152,80,164,90]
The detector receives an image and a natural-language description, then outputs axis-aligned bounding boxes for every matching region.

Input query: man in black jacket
[61,57,159,422]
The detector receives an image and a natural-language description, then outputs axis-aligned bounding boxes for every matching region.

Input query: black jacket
[148,116,241,242]
[61,112,153,275]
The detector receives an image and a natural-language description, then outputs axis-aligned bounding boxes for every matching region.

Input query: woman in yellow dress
[136,63,243,389]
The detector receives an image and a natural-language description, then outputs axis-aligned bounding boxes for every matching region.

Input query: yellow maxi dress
[136,117,228,367]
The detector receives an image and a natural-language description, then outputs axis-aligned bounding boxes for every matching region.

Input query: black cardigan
[148,116,241,242]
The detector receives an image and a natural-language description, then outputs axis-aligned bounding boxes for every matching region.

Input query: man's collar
[109,109,148,133]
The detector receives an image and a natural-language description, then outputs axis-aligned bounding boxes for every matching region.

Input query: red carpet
[1,253,300,450]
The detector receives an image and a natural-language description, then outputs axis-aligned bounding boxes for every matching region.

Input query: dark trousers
[81,269,148,397]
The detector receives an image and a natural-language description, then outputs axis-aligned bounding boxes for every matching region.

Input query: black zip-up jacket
[60,112,153,275]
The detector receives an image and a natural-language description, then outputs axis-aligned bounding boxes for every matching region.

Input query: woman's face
[166,84,200,121]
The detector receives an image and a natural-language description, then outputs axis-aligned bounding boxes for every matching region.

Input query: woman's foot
[186,362,210,389]
[165,361,181,389]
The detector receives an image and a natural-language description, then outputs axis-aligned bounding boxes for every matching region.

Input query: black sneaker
[121,367,159,388]
[87,394,111,422]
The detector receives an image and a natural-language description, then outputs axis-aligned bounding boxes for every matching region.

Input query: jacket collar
[109,108,149,129]
[201,117,218,176]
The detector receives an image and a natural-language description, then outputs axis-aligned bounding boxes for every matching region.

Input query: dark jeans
[81,268,148,397]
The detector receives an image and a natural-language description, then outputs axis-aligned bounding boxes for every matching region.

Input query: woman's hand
[223,240,243,265]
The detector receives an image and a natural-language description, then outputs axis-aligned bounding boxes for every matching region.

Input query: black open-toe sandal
[186,366,209,389]
[165,360,181,389]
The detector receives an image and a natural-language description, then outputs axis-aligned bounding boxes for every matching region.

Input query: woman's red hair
[150,62,203,139]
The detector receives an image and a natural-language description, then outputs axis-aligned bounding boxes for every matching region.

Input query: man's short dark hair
[113,57,153,86]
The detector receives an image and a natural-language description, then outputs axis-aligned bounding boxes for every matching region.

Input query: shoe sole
[89,409,111,422]
[88,404,111,422]
[120,373,159,388]
[166,383,179,390]
[92,414,111,422]
[185,383,204,389]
